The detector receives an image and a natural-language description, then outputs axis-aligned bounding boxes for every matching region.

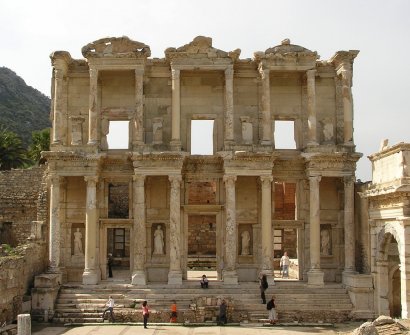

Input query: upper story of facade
[48,36,359,159]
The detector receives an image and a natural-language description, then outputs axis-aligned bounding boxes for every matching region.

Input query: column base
[168,271,182,285]
[307,141,319,147]
[223,270,238,285]
[307,269,324,287]
[170,140,181,152]
[82,269,99,285]
[131,271,147,285]
[260,140,272,146]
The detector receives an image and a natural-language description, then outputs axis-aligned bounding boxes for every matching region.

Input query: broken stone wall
[0,166,47,245]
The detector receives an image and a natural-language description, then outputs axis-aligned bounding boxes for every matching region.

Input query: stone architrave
[224,66,234,147]
[223,175,238,284]
[170,69,181,151]
[168,175,182,284]
[132,175,147,285]
[83,176,99,285]
[307,69,318,146]
[259,67,272,145]
[134,68,145,147]
[49,175,61,273]
[87,68,99,145]
[307,175,324,286]
[343,176,355,274]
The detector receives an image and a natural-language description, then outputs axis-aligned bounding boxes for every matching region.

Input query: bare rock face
[352,316,409,335]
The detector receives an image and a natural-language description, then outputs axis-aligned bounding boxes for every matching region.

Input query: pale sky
[1,0,409,181]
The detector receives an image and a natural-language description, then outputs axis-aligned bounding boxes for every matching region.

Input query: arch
[376,223,402,262]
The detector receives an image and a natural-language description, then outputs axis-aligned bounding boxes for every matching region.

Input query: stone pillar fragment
[307,175,324,286]
[343,176,355,273]
[400,224,410,318]
[51,65,66,144]
[224,66,234,147]
[259,67,272,145]
[132,175,147,285]
[307,69,318,146]
[83,176,99,284]
[49,175,60,272]
[88,68,99,145]
[17,314,31,335]
[223,175,238,284]
[134,68,145,147]
[168,175,182,284]
[170,68,181,151]
[260,176,274,283]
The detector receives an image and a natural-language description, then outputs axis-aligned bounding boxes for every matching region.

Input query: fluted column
[51,64,66,145]
[259,67,272,145]
[48,175,61,272]
[133,68,145,148]
[223,175,238,284]
[260,176,274,283]
[307,69,318,146]
[132,175,147,285]
[83,176,99,284]
[87,68,99,145]
[168,175,182,284]
[343,176,355,273]
[307,175,324,286]
[170,68,181,151]
[224,66,234,148]
[341,67,354,145]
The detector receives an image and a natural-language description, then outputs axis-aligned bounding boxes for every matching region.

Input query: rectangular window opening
[191,120,214,155]
[107,120,129,149]
[274,120,296,149]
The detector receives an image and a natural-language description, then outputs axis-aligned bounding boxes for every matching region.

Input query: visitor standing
[142,300,149,329]
[107,253,113,278]
[218,299,227,325]
[280,251,290,278]
[170,300,177,323]
[102,296,115,322]
[267,295,278,324]
[259,273,268,304]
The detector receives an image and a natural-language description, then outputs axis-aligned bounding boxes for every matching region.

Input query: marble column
[51,63,67,145]
[400,224,410,318]
[49,175,61,273]
[133,68,145,148]
[260,176,274,283]
[343,176,355,273]
[341,67,354,145]
[170,68,181,151]
[132,175,147,285]
[307,175,324,286]
[223,175,238,284]
[259,67,272,146]
[17,314,31,335]
[83,176,99,284]
[306,69,318,146]
[376,260,389,316]
[168,175,182,284]
[224,66,234,147]
[87,67,99,145]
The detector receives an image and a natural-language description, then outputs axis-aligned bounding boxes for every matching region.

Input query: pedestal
[82,270,99,285]
[131,271,147,285]
[168,271,182,285]
[223,270,238,285]
[307,269,324,287]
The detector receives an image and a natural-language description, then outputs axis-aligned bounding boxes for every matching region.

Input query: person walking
[259,273,268,304]
[102,296,115,322]
[267,295,278,324]
[170,300,177,323]
[218,299,227,325]
[280,251,290,278]
[142,300,149,329]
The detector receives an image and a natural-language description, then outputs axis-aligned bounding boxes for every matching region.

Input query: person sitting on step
[200,274,209,288]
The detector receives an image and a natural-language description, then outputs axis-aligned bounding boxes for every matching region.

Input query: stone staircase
[52,280,354,324]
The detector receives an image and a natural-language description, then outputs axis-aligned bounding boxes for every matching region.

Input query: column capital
[84,176,98,185]
[134,68,145,76]
[89,67,99,78]
[133,174,146,184]
[259,175,273,184]
[49,174,60,185]
[344,175,355,185]
[306,69,317,79]
[169,174,182,185]
[171,68,180,80]
[340,68,352,87]
[223,175,237,184]
[225,66,234,79]
[259,67,270,80]
[309,175,322,183]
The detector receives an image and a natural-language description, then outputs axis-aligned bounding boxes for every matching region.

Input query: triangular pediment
[81,36,151,58]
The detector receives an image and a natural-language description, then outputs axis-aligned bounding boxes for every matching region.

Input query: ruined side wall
[0,166,47,245]
[0,242,47,324]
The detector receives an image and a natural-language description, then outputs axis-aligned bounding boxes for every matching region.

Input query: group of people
[259,274,278,324]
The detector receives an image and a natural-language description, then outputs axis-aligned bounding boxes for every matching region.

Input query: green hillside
[0,67,50,147]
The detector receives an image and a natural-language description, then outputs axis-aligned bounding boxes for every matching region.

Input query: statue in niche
[323,121,334,142]
[241,230,251,255]
[152,118,163,144]
[153,225,164,255]
[240,116,253,144]
[320,228,331,256]
[73,228,83,255]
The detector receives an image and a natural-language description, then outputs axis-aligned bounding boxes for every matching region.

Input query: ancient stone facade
[43,36,362,289]
[361,142,410,319]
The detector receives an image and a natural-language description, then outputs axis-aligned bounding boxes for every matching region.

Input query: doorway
[107,227,130,270]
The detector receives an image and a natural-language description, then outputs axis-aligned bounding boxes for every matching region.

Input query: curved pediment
[81,36,151,58]
[265,38,315,55]
[165,36,240,61]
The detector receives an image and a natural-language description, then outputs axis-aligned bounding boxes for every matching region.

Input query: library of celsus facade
[45,36,363,288]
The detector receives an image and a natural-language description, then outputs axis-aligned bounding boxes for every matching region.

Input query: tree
[28,128,50,164]
[0,127,30,170]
